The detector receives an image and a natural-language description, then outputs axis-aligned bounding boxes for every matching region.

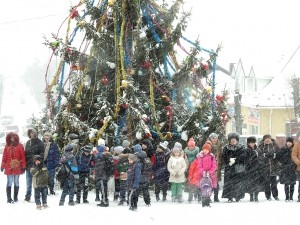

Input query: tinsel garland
[113,8,121,117]
[97,116,111,140]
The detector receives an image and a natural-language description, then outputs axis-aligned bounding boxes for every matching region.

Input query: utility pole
[291,76,300,133]
[234,90,243,134]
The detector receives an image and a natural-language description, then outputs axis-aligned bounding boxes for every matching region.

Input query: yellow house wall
[259,108,295,136]
[239,106,295,136]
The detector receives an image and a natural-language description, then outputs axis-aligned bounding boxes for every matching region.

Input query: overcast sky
[1,0,300,78]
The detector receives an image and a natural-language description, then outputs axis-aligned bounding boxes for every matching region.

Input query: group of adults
[1,129,60,203]
[221,133,300,202]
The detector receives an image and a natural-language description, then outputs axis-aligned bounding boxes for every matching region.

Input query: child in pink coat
[197,141,217,206]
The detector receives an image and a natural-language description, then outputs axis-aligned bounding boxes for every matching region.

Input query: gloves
[1,168,4,172]
[229,158,236,166]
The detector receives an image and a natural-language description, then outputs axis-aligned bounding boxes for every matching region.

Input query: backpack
[199,173,213,198]
[104,156,115,177]
[56,164,70,183]
[141,157,152,176]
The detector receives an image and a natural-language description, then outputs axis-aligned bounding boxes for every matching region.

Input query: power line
[280,44,300,73]
[0,13,67,25]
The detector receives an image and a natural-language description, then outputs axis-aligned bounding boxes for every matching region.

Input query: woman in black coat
[222,133,247,202]
[276,137,297,201]
[244,136,265,202]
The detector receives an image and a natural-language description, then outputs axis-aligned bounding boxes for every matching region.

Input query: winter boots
[6,186,14,203]
[213,187,220,202]
[97,200,109,207]
[177,195,183,203]
[284,185,294,201]
[156,193,160,201]
[202,197,211,207]
[13,186,19,202]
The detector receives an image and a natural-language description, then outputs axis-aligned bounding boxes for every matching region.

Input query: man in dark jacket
[24,128,44,202]
[257,134,280,201]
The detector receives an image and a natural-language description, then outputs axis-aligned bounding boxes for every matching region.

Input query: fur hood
[6,132,20,146]
[118,153,130,159]
[27,128,38,139]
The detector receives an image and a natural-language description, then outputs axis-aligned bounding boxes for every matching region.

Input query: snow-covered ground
[0,153,298,225]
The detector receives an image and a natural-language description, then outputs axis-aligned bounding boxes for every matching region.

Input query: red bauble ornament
[200,63,209,70]
[71,64,80,70]
[216,95,223,102]
[121,103,129,109]
[101,75,109,85]
[141,61,152,69]
[165,105,171,111]
[66,48,72,55]
[144,132,151,139]
[70,9,79,19]
[99,119,104,128]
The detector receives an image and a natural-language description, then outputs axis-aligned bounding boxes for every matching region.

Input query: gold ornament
[76,103,82,109]
[205,86,212,94]
[166,132,173,139]
[108,0,116,6]
[77,21,86,28]
[121,80,128,88]
[129,69,136,75]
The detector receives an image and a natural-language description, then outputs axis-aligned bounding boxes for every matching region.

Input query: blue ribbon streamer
[181,36,215,54]
[211,58,217,111]
[163,56,172,78]
[142,7,162,43]
[69,0,103,44]
[114,113,127,145]
[166,57,176,72]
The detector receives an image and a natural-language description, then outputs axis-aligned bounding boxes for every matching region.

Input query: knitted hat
[65,144,74,152]
[82,145,93,153]
[32,155,42,162]
[172,147,180,154]
[98,138,105,146]
[159,141,169,150]
[133,144,142,153]
[68,133,78,140]
[262,134,272,141]
[122,140,130,148]
[174,142,182,149]
[209,133,218,139]
[114,146,124,155]
[187,138,196,148]
[247,136,256,144]
[286,137,294,144]
[128,154,138,162]
[97,145,105,153]
[202,141,211,152]
[228,133,239,142]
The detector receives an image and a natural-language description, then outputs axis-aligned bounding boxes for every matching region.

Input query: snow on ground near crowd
[0,153,298,225]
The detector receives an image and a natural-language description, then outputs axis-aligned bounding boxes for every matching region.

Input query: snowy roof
[242,74,294,108]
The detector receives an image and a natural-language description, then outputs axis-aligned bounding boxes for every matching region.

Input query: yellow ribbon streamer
[96,116,111,139]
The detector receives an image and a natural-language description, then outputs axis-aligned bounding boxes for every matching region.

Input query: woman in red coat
[1,132,26,203]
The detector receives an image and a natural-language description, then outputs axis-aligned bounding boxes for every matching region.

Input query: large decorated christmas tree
[42,0,229,149]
